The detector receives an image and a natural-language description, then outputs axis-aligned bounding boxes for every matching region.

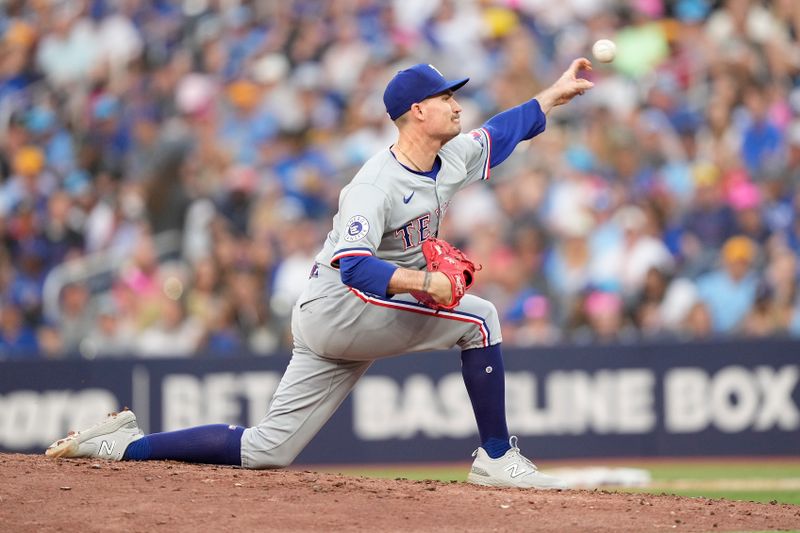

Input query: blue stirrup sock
[123,424,244,465]
[461,343,511,459]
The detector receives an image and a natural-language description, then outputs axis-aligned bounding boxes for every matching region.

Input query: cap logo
[428,64,443,76]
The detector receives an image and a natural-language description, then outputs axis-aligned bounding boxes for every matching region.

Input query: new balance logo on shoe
[99,440,115,456]
[504,463,527,478]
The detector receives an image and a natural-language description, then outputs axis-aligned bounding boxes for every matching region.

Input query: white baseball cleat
[45,410,143,461]
[467,436,568,489]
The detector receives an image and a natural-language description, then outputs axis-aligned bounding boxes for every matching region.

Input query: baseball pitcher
[46,58,594,489]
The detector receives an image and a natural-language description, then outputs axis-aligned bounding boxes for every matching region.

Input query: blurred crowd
[2,0,800,360]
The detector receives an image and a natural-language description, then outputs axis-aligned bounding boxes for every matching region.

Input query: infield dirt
[2,453,799,532]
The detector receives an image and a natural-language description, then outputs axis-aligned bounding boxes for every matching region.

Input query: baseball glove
[410,237,481,311]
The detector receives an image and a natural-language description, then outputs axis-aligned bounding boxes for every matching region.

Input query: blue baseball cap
[383,64,469,121]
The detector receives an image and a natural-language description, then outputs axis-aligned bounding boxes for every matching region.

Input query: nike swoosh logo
[403,192,415,204]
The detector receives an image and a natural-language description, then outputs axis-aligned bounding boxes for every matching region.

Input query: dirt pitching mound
[2,454,799,532]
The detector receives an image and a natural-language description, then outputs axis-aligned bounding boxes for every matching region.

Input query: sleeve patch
[470,129,486,148]
[344,215,370,242]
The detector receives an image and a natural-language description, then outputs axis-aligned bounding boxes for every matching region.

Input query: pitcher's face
[418,91,463,141]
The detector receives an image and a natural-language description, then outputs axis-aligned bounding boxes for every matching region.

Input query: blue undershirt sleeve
[339,255,398,297]
[483,99,547,168]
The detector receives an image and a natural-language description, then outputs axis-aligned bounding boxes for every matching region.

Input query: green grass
[622,462,800,505]
[632,462,800,481]
[316,460,800,505]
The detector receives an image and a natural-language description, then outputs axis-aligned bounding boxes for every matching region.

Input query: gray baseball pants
[240,264,501,468]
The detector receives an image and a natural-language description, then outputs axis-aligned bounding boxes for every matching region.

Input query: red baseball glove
[410,237,481,311]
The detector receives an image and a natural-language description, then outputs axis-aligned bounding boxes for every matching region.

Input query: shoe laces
[472,436,540,473]
[507,435,538,472]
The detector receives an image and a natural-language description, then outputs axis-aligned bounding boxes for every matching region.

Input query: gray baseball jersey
[241,130,502,468]
[318,128,492,270]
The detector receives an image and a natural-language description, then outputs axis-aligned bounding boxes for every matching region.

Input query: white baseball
[592,39,616,63]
